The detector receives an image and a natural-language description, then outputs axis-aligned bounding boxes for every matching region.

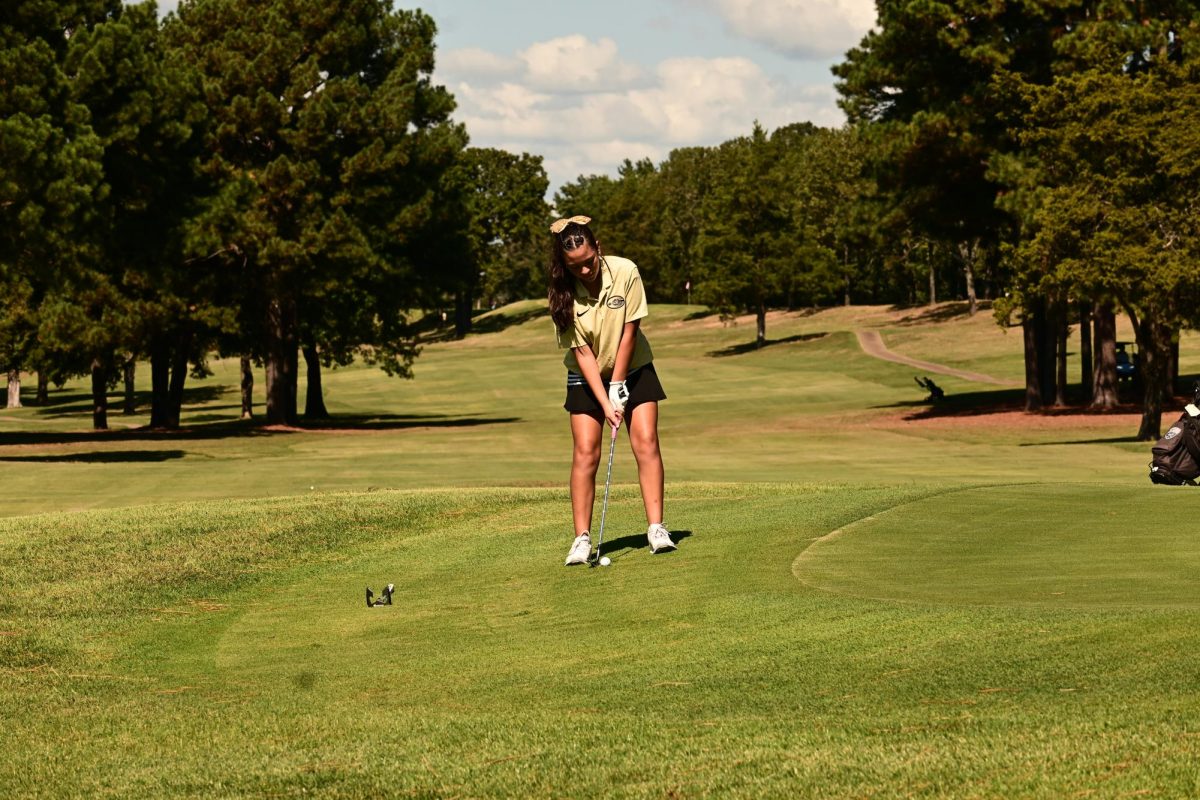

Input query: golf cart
[1115,341,1137,381]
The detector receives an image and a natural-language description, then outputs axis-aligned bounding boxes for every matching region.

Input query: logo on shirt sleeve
[606,296,626,309]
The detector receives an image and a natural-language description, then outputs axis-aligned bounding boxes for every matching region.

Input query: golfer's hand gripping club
[608,380,629,412]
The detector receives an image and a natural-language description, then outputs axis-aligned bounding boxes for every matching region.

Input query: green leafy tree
[554,174,619,226]
[64,0,214,429]
[166,0,466,425]
[0,277,36,407]
[696,123,799,346]
[0,0,111,409]
[655,146,717,304]
[834,0,1085,318]
[450,147,550,330]
[1005,50,1200,438]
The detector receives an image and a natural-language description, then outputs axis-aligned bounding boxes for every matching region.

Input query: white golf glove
[608,380,630,411]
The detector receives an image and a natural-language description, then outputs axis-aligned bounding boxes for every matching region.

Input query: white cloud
[711,0,876,59]
[518,35,643,92]
[440,34,846,193]
[438,47,521,81]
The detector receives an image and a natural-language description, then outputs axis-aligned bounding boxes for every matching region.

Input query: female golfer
[547,215,676,566]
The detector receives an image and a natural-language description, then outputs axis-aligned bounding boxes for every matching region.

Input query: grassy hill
[3,302,1199,798]
[0,301,1161,516]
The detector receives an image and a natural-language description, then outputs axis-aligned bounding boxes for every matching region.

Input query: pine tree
[165,0,466,425]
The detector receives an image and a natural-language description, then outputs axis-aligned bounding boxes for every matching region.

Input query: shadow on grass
[707,333,827,358]
[598,530,693,559]
[1019,437,1141,447]
[877,388,1026,418]
[28,385,229,417]
[297,413,521,432]
[889,300,994,325]
[0,413,521,446]
[418,305,551,343]
[0,449,187,463]
[877,388,1148,421]
[470,305,549,335]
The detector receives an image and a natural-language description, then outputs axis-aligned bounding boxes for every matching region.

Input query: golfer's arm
[573,346,612,411]
[611,320,639,383]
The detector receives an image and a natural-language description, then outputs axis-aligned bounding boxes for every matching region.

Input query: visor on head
[550,215,592,250]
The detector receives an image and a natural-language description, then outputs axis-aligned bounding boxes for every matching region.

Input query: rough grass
[0,302,1170,516]
[5,483,1200,798]
[2,302,1198,797]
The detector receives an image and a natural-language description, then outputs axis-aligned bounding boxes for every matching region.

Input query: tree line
[4,1,1198,440]
[0,0,549,428]
[552,2,1200,440]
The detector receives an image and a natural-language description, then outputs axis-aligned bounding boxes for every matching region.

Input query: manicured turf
[0,302,1163,516]
[3,302,1198,797]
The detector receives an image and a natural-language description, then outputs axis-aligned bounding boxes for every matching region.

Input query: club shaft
[594,424,619,560]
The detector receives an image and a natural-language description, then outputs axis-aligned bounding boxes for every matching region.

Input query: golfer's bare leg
[569,412,603,535]
[628,401,664,526]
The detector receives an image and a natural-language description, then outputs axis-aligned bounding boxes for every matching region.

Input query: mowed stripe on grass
[4,483,1200,797]
[796,483,1200,609]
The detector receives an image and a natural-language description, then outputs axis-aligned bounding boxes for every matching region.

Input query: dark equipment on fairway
[1149,383,1200,486]
[591,422,620,567]
[914,375,944,401]
[365,584,394,607]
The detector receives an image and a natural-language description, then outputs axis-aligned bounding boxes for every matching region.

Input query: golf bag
[1149,404,1200,485]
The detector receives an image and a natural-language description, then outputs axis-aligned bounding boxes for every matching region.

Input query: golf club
[591,421,620,567]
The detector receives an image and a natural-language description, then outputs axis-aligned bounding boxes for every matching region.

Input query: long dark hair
[547,220,599,333]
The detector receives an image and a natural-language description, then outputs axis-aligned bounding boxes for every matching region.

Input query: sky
[149,0,877,200]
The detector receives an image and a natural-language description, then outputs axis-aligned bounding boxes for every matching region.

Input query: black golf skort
[563,362,666,415]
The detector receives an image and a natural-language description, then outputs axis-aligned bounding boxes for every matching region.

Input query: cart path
[855,330,1019,386]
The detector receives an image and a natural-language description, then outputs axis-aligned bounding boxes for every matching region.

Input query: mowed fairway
[3,303,1200,797]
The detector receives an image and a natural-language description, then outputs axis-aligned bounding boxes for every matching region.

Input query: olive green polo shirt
[557,255,654,378]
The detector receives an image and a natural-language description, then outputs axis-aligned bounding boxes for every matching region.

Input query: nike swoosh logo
[577,310,588,316]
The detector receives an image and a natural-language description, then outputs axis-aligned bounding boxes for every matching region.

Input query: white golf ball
[599,556,611,567]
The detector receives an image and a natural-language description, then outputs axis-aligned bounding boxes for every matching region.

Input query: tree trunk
[1168,333,1179,400]
[150,338,171,428]
[1055,307,1068,407]
[928,243,936,306]
[35,371,48,405]
[302,344,329,419]
[240,356,254,420]
[1134,315,1171,441]
[454,288,473,339]
[264,296,299,426]
[91,358,108,431]
[1078,303,1092,396]
[1091,302,1118,409]
[1023,311,1042,411]
[123,356,136,415]
[756,302,766,348]
[1034,300,1056,407]
[843,245,851,307]
[166,327,192,429]
[6,370,20,409]
[958,240,978,316]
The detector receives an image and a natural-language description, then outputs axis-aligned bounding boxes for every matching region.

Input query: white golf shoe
[564,532,592,566]
[647,523,676,554]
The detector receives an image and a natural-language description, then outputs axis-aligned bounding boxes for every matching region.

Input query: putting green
[793,484,1200,609]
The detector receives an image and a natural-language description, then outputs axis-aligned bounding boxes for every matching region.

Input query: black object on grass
[365,583,394,607]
